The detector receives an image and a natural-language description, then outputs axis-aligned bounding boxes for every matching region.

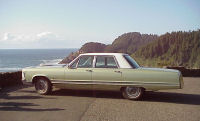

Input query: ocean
[0,49,77,72]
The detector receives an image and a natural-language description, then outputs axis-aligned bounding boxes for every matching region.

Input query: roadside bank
[0,71,22,88]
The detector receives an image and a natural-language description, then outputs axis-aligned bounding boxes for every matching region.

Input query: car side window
[95,56,105,68]
[95,56,118,68]
[107,57,117,68]
[77,56,93,68]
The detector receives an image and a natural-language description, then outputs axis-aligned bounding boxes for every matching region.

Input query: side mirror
[63,64,69,68]
[66,64,76,69]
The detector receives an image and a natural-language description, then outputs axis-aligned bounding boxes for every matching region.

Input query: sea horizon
[0,48,78,50]
[0,48,77,72]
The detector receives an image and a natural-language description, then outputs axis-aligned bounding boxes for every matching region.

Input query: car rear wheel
[35,78,52,95]
[122,86,144,100]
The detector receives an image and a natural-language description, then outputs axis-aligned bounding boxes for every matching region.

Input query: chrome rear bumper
[179,73,184,89]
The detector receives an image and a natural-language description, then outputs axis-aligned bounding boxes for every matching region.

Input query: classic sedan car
[22,53,183,100]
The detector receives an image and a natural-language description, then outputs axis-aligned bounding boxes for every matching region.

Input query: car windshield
[123,55,140,68]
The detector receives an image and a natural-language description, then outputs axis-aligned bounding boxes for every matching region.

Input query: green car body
[22,53,183,99]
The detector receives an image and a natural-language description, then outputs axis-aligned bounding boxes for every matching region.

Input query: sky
[0,0,200,49]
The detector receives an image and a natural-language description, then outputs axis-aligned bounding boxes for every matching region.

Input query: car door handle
[86,70,93,72]
[114,71,121,73]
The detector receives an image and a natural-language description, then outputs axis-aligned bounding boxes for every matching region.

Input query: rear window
[123,55,140,68]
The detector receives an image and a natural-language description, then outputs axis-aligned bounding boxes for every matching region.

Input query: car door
[64,55,94,89]
[91,55,123,90]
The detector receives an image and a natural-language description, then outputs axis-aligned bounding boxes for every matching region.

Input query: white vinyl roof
[80,53,127,56]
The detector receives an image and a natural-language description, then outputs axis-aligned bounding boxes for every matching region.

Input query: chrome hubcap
[35,79,47,93]
[126,87,141,98]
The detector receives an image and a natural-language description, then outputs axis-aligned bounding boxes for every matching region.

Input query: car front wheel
[35,78,52,95]
[122,86,144,100]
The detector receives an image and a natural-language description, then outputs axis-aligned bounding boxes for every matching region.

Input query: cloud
[0,33,37,43]
[37,32,52,38]
[0,32,70,48]
[3,33,18,41]
[3,33,9,40]
[36,32,58,41]
[0,32,60,42]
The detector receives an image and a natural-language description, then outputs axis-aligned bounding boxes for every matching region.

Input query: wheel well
[32,76,50,84]
[120,86,146,92]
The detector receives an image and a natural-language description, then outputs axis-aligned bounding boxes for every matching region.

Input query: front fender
[31,74,50,83]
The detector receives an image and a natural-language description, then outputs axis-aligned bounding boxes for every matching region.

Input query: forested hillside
[79,42,106,53]
[60,30,200,68]
[133,30,200,68]
[105,32,158,54]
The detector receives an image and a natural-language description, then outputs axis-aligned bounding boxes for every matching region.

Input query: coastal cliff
[60,32,157,64]
[60,42,107,64]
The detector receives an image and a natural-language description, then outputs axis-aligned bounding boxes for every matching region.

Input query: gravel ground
[0,77,200,121]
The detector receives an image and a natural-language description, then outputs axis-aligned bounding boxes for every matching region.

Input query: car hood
[138,67,179,73]
[23,64,67,70]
